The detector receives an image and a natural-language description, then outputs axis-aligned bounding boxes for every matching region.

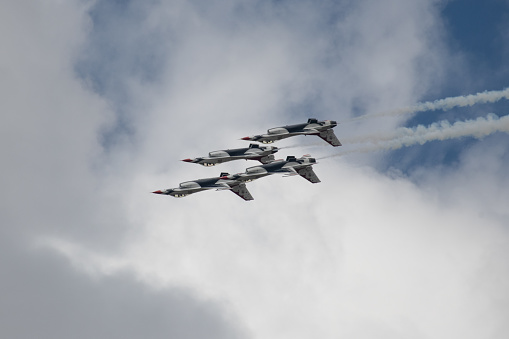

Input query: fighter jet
[241,118,341,147]
[181,144,278,167]
[152,172,254,201]
[226,155,321,184]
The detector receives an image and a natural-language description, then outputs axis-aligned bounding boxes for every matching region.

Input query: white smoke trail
[347,88,509,122]
[279,141,329,150]
[320,114,509,159]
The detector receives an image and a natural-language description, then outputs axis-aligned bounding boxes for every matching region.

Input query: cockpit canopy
[307,118,318,124]
[209,150,228,157]
[267,127,287,134]
[246,166,266,174]
[180,181,200,189]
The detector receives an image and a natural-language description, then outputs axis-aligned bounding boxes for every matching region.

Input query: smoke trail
[279,141,328,150]
[320,114,509,159]
[347,88,509,122]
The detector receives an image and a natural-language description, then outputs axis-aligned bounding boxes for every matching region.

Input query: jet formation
[153,118,340,201]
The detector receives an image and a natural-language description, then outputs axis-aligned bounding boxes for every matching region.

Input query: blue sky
[2,1,509,338]
[382,0,509,174]
[443,0,509,89]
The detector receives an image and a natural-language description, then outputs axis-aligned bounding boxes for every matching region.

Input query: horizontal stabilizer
[318,129,341,147]
[259,154,275,164]
[230,183,254,201]
[297,166,321,183]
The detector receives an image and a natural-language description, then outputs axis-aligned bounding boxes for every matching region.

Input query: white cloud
[50,159,509,338]
[0,1,248,337]
[2,0,509,338]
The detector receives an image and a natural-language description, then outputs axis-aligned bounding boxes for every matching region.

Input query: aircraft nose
[181,159,193,162]
[241,137,251,140]
[152,190,163,194]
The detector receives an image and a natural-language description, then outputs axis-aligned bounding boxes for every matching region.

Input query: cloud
[44,157,509,338]
[0,233,246,339]
[2,0,509,338]
[0,1,249,337]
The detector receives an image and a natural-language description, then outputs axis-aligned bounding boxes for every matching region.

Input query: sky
[1,0,509,338]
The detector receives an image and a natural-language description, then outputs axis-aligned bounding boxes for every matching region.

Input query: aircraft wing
[257,154,276,164]
[302,128,321,135]
[280,167,299,176]
[230,183,254,201]
[297,166,321,183]
[318,129,341,147]
[214,182,232,190]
